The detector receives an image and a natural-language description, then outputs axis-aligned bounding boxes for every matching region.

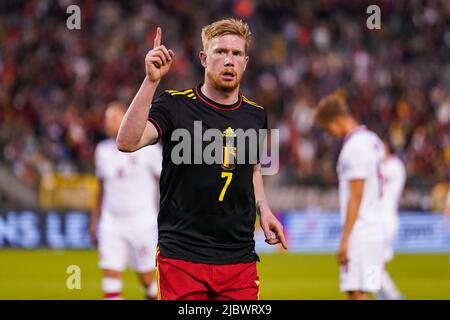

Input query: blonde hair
[314,94,350,128]
[201,18,252,53]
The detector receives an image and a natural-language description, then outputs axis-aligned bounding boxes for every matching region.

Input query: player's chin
[216,78,239,92]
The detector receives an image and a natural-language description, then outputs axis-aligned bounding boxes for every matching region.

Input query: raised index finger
[153,27,161,48]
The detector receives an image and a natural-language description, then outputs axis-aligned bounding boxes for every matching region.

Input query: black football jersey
[148,84,267,264]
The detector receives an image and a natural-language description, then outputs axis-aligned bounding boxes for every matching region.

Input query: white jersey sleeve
[95,142,106,179]
[339,140,372,180]
[382,157,406,211]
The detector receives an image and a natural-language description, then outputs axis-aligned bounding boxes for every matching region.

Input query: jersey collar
[344,125,367,142]
[194,84,243,111]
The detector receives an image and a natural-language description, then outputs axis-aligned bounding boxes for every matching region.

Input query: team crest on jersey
[222,127,236,171]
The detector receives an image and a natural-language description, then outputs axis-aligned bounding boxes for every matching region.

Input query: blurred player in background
[376,140,406,300]
[445,188,450,218]
[90,102,162,300]
[445,187,450,266]
[116,19,286,300]
[315,94,385,300]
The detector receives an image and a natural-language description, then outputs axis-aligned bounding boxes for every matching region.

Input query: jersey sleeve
[94,144,105,179]
[393,159,406,196]
[148,91,176,143]
[341,139,372,180]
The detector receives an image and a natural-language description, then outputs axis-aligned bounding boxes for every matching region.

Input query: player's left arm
[253,164,287,249]
[337,179,365,265]
[89,179,103,246]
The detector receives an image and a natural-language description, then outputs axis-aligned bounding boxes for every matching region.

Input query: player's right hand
[336,240,349,266]
[145,27,175,83]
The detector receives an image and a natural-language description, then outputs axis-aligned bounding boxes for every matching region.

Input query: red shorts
[156,252,260,300]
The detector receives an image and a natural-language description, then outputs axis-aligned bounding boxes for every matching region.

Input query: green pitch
[0,250,449,299]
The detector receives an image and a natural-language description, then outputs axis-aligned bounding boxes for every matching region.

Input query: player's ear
[244,55,249,71]
[199,51,207,68]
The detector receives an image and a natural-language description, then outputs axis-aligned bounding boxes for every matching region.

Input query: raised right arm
[116,27,174,152]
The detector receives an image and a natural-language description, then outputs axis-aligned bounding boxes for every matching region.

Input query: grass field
[0,250,449,300]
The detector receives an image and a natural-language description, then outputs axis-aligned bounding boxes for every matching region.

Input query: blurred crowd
[0,0,449,191]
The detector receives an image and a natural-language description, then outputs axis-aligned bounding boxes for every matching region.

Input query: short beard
[206,69,242,93]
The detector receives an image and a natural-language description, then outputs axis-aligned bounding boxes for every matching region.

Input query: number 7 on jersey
[219,172,233,202]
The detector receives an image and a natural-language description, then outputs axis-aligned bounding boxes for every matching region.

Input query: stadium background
[0,0,449,299]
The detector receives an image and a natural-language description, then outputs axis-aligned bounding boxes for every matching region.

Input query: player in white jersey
[376,141,406,300]
[445,188,450,218]
[315,94,385,300]
[89,102,162,300]
[444,188,450,266]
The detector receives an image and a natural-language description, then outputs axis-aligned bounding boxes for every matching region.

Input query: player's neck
[200,82,239,105]
[342,118,361,138]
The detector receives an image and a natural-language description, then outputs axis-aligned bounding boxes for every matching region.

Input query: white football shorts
[340,235,384,293]
[98,216,158,273]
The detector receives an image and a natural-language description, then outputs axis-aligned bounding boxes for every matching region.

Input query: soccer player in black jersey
[117,18,286,300]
